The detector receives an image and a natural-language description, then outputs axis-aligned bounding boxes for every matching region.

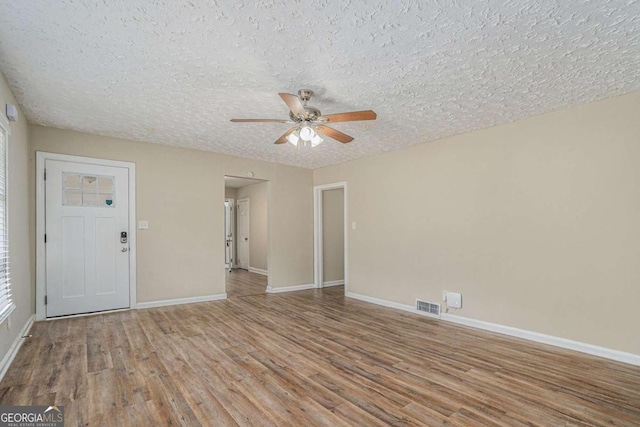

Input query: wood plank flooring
[226,269,267,298]
[1,286,639,426]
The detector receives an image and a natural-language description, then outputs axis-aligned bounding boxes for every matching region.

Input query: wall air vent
[416,299,441,318]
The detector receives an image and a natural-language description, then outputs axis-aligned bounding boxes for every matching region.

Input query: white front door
[237,198,249,270]
[45,159,130,317]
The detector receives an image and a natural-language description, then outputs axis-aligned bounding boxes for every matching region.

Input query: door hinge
[44,169,47,180]
[44,234,47,243]
[44,295,47,305]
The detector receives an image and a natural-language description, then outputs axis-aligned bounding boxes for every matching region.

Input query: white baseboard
[248,267,268,276]
[322,280,345,287]
[440,313,640,366]
[266,284,315,294]
[346,292,640,367]
[136,293,227,309]
[347,292,418,313]
[0,315,35,382]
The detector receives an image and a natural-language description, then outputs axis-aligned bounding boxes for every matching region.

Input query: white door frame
[36,152,137,320]
[237,198,250,270]
[313,182,348,292]
[224,198,235,271]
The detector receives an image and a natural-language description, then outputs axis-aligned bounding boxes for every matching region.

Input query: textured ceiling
[0,1,639,169]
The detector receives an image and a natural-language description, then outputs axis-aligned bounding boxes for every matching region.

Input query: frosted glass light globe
[287,132,299,146]
[299,126,314,141]
[311,133,323,147]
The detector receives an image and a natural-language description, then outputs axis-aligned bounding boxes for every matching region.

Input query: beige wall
[30,126,314,302]
[322,188,344,283]
[224,187,237,200]
[314,92,640,355]
[237,181,268,271]
[0,73,33,361]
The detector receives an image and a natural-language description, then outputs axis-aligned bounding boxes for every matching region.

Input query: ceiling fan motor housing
[290,105,322,122]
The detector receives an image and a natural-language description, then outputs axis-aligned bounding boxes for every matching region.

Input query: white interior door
[224,198,234,271]
[45,159,130,317]
[237,198,249,270]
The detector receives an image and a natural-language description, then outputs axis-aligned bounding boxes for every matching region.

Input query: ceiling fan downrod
[297,89,314,106]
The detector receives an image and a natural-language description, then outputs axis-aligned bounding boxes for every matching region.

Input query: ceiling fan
[230,89,377,146]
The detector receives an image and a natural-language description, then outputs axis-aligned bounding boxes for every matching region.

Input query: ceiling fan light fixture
[311,133,323,147]
[286,130,300,146]
[299,125,315,142]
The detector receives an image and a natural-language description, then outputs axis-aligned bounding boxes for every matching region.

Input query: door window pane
[63,173,82,189]
[63,189,82,206]
[82,175,98,190]
[98,176,114,192]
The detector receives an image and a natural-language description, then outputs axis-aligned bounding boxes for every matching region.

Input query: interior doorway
[224,176,269,298]
[314,182,348,294]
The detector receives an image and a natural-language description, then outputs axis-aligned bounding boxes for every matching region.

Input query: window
[0,118,14,323]
[62,172,115,207]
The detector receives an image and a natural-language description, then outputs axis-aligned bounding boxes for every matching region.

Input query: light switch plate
[138,220,149,230]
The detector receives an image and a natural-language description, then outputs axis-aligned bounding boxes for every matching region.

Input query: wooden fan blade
[315,125,354,143]
[279,93,306,117]
[275,127,297,144]
[321,110,377,123]
[230,119,289,123]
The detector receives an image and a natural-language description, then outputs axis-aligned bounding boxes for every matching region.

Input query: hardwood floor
[1,286,639,426]
[226,269,267,298]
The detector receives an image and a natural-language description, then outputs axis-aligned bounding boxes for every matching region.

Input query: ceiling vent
[416,299,441,318]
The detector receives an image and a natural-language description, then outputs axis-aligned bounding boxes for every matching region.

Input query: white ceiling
[0,1,638,169]
[225,176,266,189]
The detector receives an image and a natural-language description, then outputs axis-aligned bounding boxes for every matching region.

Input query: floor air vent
[416,299,441,318]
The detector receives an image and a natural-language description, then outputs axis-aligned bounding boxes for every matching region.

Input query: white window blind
[0,120,14,323]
